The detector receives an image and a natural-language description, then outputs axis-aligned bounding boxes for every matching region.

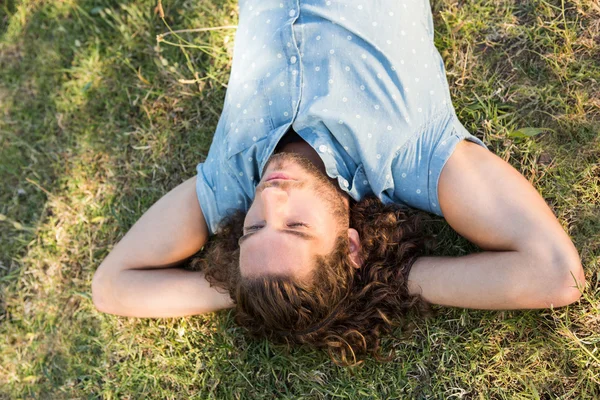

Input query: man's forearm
[93,268,234,318]
[407,250,583,309]
[90,177,237,318]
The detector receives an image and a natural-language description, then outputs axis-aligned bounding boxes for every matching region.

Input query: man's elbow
[91,269,112,314]
[542,251,585,308]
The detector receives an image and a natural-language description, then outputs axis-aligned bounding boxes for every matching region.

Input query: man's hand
[91,176,234,317]
[408,139,585,309]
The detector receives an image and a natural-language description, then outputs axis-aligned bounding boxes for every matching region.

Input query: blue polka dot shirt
[196,0,488,234]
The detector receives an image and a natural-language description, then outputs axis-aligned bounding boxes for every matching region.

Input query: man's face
[239,152,349,280]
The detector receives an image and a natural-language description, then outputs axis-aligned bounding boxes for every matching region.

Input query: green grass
[0,0,598,398]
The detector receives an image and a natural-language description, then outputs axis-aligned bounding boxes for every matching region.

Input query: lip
[264,172,294,182]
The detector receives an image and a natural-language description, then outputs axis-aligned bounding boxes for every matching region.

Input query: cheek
[244,200,259,225]
[296,190,327,210]
[295,193,335,222]
[309,184,345,214]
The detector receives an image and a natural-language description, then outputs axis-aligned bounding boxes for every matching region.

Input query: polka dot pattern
[194,0,490,236]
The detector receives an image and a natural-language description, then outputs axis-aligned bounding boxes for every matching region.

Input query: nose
[260,187,288,222]
[261,186,288,206]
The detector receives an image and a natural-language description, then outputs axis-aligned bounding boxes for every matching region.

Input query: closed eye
[287,222,309,228]
[244,224,264,232]
[238,222,317,245]
[243,222,308,232]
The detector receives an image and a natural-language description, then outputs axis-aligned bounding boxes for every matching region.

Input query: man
[92,0,585,364]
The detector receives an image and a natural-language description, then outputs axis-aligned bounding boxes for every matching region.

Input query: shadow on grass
[0,0,205,394]
[1,0,240,396]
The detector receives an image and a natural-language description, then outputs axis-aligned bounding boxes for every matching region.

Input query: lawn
[0,0,598,398]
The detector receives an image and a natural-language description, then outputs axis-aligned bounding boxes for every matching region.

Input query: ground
[0,0,599,398]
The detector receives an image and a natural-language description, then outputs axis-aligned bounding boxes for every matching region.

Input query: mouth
[264,172,295,182]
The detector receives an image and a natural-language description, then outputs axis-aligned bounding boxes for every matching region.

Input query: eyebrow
[238,229,317,246]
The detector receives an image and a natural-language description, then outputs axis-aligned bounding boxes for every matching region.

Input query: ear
[347,228,363,269]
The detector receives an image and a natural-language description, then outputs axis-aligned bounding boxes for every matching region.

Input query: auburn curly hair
[190,196,435,366]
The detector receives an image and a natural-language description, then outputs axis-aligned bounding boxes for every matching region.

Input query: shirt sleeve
[388,110,489,217]
[195,122,248,236]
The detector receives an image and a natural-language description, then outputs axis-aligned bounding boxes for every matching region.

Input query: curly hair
[190,196,435,366]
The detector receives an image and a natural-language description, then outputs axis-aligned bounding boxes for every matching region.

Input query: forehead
[239,232,318,279]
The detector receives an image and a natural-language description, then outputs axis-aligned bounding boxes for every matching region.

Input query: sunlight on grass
[55,44,105,112]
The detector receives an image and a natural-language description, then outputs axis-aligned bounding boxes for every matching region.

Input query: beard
[260,151,350,225]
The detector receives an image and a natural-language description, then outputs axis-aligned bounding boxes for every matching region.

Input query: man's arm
[91,176,234,318]
[408,140,586,309]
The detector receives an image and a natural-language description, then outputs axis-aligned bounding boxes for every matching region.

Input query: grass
[0,0,598,398]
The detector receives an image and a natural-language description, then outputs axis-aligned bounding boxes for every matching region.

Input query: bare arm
[408,140,585,309]
[91,176,234,317]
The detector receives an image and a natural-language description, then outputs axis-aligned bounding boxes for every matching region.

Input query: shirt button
[319,145,328,153]
[342,179,349,188]
[289,9,296,17]
[290,56,297,64]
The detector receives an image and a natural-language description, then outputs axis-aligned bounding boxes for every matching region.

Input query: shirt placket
[259,0,304,176]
